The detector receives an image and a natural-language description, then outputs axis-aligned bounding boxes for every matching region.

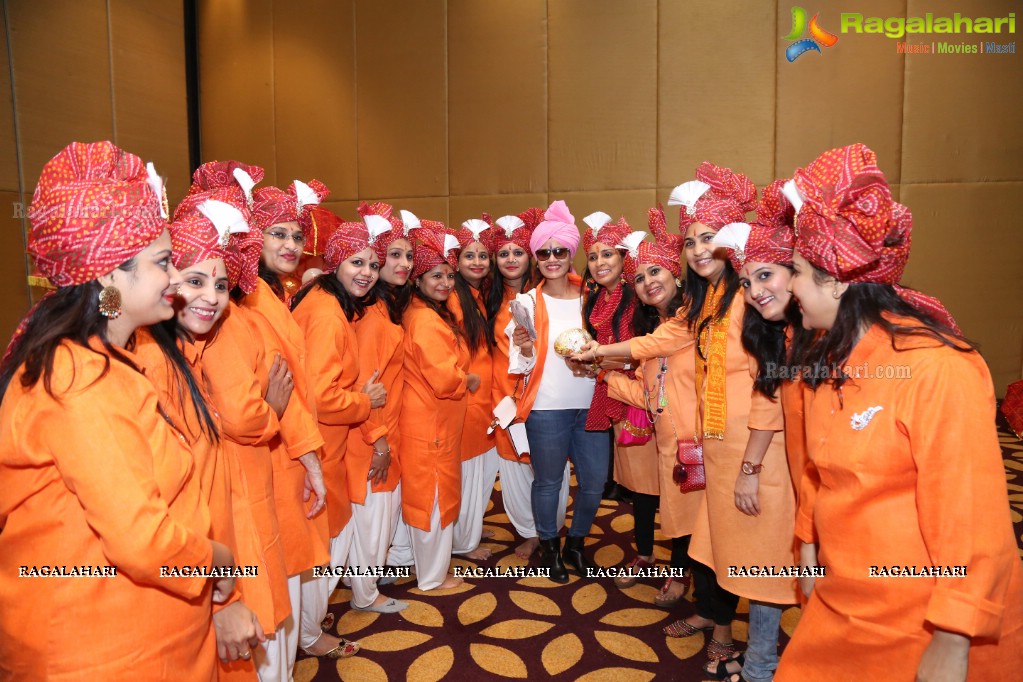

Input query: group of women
[0,140,1019,682]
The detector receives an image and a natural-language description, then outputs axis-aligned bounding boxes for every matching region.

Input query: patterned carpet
[295,417,1023,682]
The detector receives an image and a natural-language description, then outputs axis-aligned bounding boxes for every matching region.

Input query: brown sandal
[653,572,691,608]
[705,637,735,661]
[662,618,713,638]
[613,556,655,589]
[320,612,335,632]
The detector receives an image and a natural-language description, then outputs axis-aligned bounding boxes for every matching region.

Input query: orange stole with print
[695,282,731,439]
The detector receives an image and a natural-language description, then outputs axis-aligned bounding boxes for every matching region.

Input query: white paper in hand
[489,396,518,433]
[509,300,537,341]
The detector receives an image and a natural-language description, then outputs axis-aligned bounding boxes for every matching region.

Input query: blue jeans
[743,601,783,681]
[525,409,610,541]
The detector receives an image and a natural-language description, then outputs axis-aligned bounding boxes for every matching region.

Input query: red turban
[412,220,459,279]
[170,190,253,292]
[175,160,264,220]
[250,180,330,244]
[624,206,684,281]
[488,214,533,252]
[28,141,167,288]
[455,217,491,251]
[323,213,393,272]
[793,143,958,332]
[582,212,632,254]
[356,201,408,263]
[669,161,757,232]
[715,179,798,273]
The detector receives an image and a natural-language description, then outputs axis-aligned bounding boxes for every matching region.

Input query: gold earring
[98,285,122,319]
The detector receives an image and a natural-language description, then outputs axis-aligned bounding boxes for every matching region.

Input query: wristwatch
[741,461,764,475]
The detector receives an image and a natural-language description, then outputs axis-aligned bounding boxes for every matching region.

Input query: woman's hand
[734,471,761,516]
[571,340,602,363]
[368,438,391,485]
[361,369,387,408]
[213,600,266,662]
[298,452,327,517]
[466,373,481,393]
[264,354,293,418]
[916,630,969,682]
[512,325,534,358]
[799,542,818,599]
[210,540,236,604]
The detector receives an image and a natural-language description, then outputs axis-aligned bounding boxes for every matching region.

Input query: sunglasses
[536,247,571,261]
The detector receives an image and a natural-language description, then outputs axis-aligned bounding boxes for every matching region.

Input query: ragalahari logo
[785,7,839,61]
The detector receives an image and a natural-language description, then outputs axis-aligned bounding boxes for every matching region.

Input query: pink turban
[529,200,581,257]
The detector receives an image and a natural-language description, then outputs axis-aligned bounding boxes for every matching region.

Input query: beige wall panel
[658,0,776,188]
[355,0,447,199]
[548,0,657,192]
[367,196,450,226]
[273,0,358,200]
[197,0,277,182]
[775,1,906,182]
[449,193,550,226]
[7,0,114,187]
[901,0,1021,183]
[900,182,1022,395]
[448,0,547,196]
[0,10,19,193]
[0,191,30,342]
[109,0,190,205]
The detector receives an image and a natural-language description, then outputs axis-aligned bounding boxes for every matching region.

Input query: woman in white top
[508,201,610,583]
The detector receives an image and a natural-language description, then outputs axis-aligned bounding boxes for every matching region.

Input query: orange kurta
[399,297,470,531]
[350,300,403,500]
[448,287,495,461]
[292,286,367,536]
[607,324,703,538]
[491,284,529,462]
[632,294,797,604]
[202,302,291,636]
[777,321,1023,679]
[241,279,330,575]
[0,340,216,681]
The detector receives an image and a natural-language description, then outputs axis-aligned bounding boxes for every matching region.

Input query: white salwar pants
[499,459,570,538]
[297,521,355,651]
[349,482,403,608]
[254,573,301,682]
[452,447,501,554]
[387,485,454,590]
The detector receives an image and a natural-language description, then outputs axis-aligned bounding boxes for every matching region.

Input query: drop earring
[98,285,122,319]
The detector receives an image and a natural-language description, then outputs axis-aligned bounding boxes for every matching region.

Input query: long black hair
[796,269,974,393]
[582,252,636,343]
[485,254,536,325]
[453,273,494,358]
[375,279,412,325]
[633,284,687,336]
[680,260,742,334]
[146,319,220,443]
[291,272,376,323]
[741,294,813,398]
[258,261,286,300]
[0,281,130,402]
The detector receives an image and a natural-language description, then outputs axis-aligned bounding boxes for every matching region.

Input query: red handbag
[673,438,706,493]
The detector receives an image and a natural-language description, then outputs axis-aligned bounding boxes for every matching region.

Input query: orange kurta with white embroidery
[202,302,291,637]
[448,287,495,461]
[292,285,366,536]
[0,340,216,681]
[777,321,1023,680]
[350,300,402,500]
[607,333,703,538]
[240,279,330,575]
[399,297,470,530]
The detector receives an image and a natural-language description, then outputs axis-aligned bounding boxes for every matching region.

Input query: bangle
[373,448,390,457]
[596,370,608,384]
